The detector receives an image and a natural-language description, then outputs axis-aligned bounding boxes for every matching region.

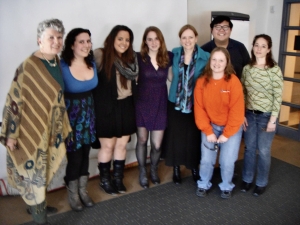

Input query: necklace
[41,52,57,67]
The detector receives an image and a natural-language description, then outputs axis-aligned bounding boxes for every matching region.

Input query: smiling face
[114,30,130,56]
[180,29,197,51]
[72,32,92,59]
[210,50,227,75]
[145,31,160,53]
[38,28,63,57]
[211,20,232,43]
[253,37,270,59]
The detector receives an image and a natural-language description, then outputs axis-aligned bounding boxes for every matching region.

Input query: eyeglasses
[214,25,230,31]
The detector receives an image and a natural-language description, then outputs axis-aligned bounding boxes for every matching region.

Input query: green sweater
[241,65,283,117]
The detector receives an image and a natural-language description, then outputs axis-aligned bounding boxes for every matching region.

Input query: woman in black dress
[93,25,139,195]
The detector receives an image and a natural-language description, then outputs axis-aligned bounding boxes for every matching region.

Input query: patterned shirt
[241,65,283,117]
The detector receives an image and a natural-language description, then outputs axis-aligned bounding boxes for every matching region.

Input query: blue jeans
[197,124,243,191]
[242,110,275,187]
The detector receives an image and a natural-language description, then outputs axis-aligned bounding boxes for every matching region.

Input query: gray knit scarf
[114,52,139,80]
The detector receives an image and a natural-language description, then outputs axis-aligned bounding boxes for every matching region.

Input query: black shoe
[172,166,181,184]
[240,181,252,193]
[196,188,207,197]
[191,168,200,182]
[221,190,232,199]
[253,185,266,197]
[100,181,119,195]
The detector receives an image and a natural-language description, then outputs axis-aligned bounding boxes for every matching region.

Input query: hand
[207,133,217,143]
[266,121,276,132]
[217,135,228,144]
[7,138,18,151]
[243,117,248,131]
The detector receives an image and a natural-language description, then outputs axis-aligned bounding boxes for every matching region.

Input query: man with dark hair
[201,15,250,79]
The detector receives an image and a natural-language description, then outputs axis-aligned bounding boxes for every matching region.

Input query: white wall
[0,0,187,180]
[187,0,283,60]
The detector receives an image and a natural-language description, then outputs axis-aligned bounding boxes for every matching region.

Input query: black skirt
[161,101,201,169]
[95,96,136,138]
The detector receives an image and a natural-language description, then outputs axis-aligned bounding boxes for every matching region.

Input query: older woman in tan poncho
[0,18,71,225]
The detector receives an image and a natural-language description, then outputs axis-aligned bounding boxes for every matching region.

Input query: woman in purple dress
[135,26,173,188]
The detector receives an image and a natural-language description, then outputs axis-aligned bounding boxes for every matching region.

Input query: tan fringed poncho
[0,55,72,205]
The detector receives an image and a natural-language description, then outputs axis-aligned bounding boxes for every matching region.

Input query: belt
[247,109,264,114]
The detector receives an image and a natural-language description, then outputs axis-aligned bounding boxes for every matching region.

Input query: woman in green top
[240,34,283,197]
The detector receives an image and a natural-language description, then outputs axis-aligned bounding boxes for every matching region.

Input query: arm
[0,65,24,150]
[241,66,248,131]
[93,48,103,72]
[194,78,213,136]
[167,66,173,82]
[222,76,245,138]
[266,66,284,132]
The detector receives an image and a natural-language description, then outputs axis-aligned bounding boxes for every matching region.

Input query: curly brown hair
[102,25,135,89]
[249,34,276,68]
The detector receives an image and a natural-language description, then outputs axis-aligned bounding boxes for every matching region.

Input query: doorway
[277,0,300,141]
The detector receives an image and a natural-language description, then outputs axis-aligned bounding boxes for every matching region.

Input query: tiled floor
[0,135,299,225]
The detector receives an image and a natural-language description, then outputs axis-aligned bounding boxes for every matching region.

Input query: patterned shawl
[175,46,198,113]
[0,55,72,205]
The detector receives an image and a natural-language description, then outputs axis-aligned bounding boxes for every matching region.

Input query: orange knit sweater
[194,74,244,138]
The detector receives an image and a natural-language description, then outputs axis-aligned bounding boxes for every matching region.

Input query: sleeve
[93,48,103,72]
[0,64,24,146]
[222,76,245,138]
[270,66,284,117]
[241,66,248,109]
[168,51,174,67]
[194,78,213,136]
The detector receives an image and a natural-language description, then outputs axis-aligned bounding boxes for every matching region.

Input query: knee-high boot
[139,166,149,188]
[112,160,127,193]
[98,161,118,195]
[65,178,83,211]
[78,175,95,207]
[28,201,50,225]
[173,165,181,184]
[150,148,161,185]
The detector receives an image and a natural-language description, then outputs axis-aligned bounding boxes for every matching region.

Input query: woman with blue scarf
[162,24,210,184]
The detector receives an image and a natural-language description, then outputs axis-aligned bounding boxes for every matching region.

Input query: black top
[201,38,250,79]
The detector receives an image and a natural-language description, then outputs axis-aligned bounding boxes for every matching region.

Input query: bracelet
[269,121,276,124]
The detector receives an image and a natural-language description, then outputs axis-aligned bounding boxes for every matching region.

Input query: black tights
[136,127,164,167]
[65,144,91,183]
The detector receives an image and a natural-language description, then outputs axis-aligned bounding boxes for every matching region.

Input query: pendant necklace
[41,52,57,67]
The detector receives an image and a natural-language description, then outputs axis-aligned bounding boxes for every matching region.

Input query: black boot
[139,166,149,188]
[173,165,181,184]
[65,178,83,212]
[191,168,200,182]
[150,164,160,184]
[78,175,95,207]
[112,160,127,193]
[28,201,51,225]
[98,162,118,195]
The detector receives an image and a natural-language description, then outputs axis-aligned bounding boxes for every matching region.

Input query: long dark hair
[250,34,276,68]
[202,47,235,86]
[140,26,169,68]
[61,28,93,68]
[102,25,135,87]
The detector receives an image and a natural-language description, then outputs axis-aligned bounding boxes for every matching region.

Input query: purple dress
[135,52,173,130]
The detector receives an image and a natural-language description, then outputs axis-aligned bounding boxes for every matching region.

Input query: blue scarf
[175,46,197,113]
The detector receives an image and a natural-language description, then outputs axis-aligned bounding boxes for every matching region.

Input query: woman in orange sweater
[194,47,244,199]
